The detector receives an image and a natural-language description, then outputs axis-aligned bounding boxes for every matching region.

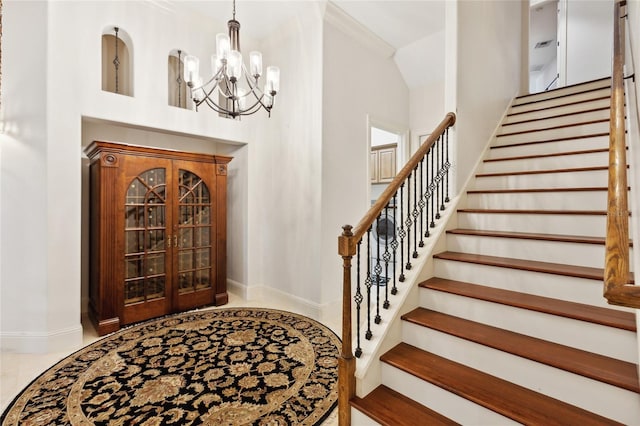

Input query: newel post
[338,225,356,426]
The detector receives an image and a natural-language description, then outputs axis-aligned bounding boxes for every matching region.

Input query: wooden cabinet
[86,141,232,335]
[371,144,397,183]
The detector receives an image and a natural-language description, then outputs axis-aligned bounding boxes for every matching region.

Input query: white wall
[564,0,613,85]
[321,4,410,313]
[0,1,54,352]
[454,0,523,193]
[247,4,325,309]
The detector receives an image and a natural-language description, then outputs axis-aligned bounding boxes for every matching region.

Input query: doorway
[529,0,561,93]
[369,125,403,203]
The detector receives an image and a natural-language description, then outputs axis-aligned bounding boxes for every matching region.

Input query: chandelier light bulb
[211,54,222,75]
[184,55,200,84]
[227,50,242,81]
[192,77,204,101]
[266,66,280,94]
[216,33,231,60]
[249,51,263,78]
[237,88,247,110]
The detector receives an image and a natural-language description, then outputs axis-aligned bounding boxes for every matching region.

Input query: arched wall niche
[101,26,133,96]
[168,49,189,109]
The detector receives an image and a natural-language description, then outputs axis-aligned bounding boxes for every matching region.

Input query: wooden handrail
[604,0,640,307]
[337,112,456,425]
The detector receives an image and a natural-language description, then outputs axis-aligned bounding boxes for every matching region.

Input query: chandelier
[183,0,280,118]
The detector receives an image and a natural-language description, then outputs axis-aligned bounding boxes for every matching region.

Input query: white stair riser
[512,81,610,106]
[446,234,634,272]
[504,98,610,124]
[472,169,611,190]
[419,288,637,362]
[433,259,634,312]
[499,109,610,134]
[402,323,639,424]
[380,364,518,425]
[487,136,609,159]
[351,409,382,426]
[466,190,608,211]
[510,88,611,114]
[480,151,608,174]
[495,122,609,146]
[458,212,607,237]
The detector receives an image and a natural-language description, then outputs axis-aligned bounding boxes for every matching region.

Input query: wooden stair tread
[514,77,610,101]
[458,208,608,215]
[502,107,610,127]
[351,385,460,426]
[497,118,609,137]
[402,307,640,393]
[381,343,622,426]
[508,96,610,118]
[484,147,609,162]
[420,275,636,331]
[491,132,609,149]
[468,187,609,193]
[448,228,634,247]
[477,165,611,177]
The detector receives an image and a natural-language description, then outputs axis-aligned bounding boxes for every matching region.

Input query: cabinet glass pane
[195,227,210,246]
[146,277,165,300]
[125,279,145,304]
[195,248,210,268]
[179,250,194,271]
[125,206,145,229]
[179,272,194,293]
[124,168,167,306]
[179,206,194,225]
[125,255,143,279]
[179,228,193,249]
[146,230,166,251]
[196,269,210,290]
[126,230,145,254]
[195,206,210,225]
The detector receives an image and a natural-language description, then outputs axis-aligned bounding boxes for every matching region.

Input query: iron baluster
[354,240,363,358]
[398,183,406,282]
[419,158,425,247]
[445,128,451,203]
[424,148,431,238]
[383,202,391,309]
[390,192,399,295]
[405,172,412,270]
[374,215,382,325]
[365,227,373,340]
[412,165,419,258]
[435,137,441,220]
[440,132,446,211]
[430,144,436,228]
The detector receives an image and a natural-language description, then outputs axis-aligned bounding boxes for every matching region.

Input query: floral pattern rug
[1,308,340,425]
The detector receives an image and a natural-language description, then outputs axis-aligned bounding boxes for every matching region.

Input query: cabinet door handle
[174,235,178,248]
[166,235,171,249]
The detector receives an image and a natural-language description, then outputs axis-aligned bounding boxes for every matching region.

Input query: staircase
[350,78,639,425]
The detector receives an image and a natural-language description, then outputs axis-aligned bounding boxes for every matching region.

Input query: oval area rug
[1,308,340,425]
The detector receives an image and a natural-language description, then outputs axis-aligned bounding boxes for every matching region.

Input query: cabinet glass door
[124,168,168,309]
[173,165,215,311]
[177,169,212,293]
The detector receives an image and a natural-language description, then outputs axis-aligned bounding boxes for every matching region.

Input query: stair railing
[337,112,456,425]
[604,0,639,307]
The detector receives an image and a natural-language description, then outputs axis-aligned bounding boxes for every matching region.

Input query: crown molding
[324,1,396,58]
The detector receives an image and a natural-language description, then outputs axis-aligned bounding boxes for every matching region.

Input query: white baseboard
[226,278,337,325]
[0,324,83,354]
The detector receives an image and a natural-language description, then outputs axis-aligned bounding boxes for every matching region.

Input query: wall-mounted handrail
[604,0,640,307]
[337,112,456,425]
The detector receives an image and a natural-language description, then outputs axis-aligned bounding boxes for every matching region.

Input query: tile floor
[1,292,341,424]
